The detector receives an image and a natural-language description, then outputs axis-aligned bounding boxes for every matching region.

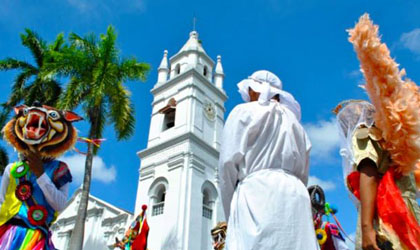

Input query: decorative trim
[168,154,185,171]
[101,213,129,226]
[169,50,215,66]
[137,132,219,160]
[139,169,155,181]
[190,157,205,174]
[151,68,227,102]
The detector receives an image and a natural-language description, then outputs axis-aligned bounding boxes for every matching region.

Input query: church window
[149,178,168,217]
[202,189,213,219]
[152,185,166,216]
[175,64,181,75]
[159,98,177,131]
[203,66,208,77]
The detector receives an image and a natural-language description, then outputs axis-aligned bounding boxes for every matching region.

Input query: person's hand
[362,226,380,250]
[25,150,44,177]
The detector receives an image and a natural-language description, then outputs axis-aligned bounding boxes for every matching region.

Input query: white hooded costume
[219,70,318,250]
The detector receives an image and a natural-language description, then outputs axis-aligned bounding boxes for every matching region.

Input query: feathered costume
[0,104,81,250]
[340,14,420,249]
[348,14,420,175]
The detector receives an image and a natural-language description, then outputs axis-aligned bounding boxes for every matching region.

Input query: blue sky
[1,0,420,245]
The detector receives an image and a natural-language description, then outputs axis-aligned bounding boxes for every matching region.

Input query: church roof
[178,31,206,54]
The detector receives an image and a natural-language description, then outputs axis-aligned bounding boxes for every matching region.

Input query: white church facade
[134,30,227,250]
[51,30,227,250]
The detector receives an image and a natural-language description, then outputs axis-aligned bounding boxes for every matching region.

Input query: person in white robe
[219,70,318,250]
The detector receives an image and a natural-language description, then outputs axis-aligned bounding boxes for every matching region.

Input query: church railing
[202,205,213,219]
[152,202,165,216]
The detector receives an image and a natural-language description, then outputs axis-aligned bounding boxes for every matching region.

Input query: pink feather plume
[348,14,420,175]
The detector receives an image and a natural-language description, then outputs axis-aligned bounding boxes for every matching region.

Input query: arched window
[175,64,181,75]
[201,181,217,220]
[158,98,177,131]
[203,66,208,77]
[157,185,166,203]
[148,177,169,216]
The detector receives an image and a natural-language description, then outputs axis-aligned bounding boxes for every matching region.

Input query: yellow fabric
[0,174,21,226]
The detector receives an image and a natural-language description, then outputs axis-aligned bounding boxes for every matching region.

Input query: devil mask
[2,104,82,159]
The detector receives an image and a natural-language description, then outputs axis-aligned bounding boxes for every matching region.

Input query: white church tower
[135,31,227,250]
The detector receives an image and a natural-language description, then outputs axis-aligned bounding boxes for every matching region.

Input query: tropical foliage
[49,26,150,249]
[0,29,65,174]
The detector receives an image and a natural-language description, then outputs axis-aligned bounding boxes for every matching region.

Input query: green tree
[51,26,150,249]
[0,29,64,109]
[0,29,65,174]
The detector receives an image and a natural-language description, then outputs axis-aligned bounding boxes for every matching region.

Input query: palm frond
[57,78,86,110]
[0,58,36,71]
[120,58,150,81]
[44,80,62,106]
[106,83,135,140]
[50,33,65,52]
[20,29,47,67]
[5,69,35,107]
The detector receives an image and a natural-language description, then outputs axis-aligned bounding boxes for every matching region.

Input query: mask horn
[63,111,83,122]
[14,105,27,115]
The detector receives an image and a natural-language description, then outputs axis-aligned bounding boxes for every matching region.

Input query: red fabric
[0,224,11,238]
[321,223,336,250]
[132,218,149,250]
[347,171,361,199]
[376,169,420,249]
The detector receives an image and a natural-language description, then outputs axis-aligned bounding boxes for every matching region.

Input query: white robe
[219,101,318,250]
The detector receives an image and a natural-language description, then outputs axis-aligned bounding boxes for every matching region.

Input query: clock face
[204,101,216,121]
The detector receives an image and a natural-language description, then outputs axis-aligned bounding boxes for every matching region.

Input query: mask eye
[48,111,60,120]
[23,108,29,116]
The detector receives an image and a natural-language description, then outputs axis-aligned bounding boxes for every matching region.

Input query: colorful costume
[114,205,149,250]
[211,222,227,250]
[309,185,349,250]
[339,13,420,249]
[336,101,420,249]
[219,70,318,249]
[0,104,81,249]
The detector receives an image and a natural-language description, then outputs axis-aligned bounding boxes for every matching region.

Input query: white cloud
[348,69,362,79]
[59,153,117,185]
[400,28,420,55]
[307,176,336,191]
[304,118,340,161]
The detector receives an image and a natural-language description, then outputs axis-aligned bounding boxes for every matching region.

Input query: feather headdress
[348,14,420,175]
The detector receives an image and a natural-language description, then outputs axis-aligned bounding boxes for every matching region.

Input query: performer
[211,222,227,250]
[335,101,420,250]
[219,70,318,249]
[114,205,149,250]
[336,13,420,250]
[0,103,81,250]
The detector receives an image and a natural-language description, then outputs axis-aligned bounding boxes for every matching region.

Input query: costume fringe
[348,14,420,175]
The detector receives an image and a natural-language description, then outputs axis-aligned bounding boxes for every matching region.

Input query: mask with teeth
[2,104,82,159]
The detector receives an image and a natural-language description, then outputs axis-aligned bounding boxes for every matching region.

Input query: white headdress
[335,100,376,203]
[237,70,301,120]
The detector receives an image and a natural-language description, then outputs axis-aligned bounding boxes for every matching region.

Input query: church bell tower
[135,31,227,250]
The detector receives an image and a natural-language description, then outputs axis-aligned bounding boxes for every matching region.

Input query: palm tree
[0,29,64,109]
[0,29,65,173]
[51,26,150,249]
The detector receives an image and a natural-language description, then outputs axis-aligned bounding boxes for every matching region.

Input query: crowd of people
[0,13,419,250]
